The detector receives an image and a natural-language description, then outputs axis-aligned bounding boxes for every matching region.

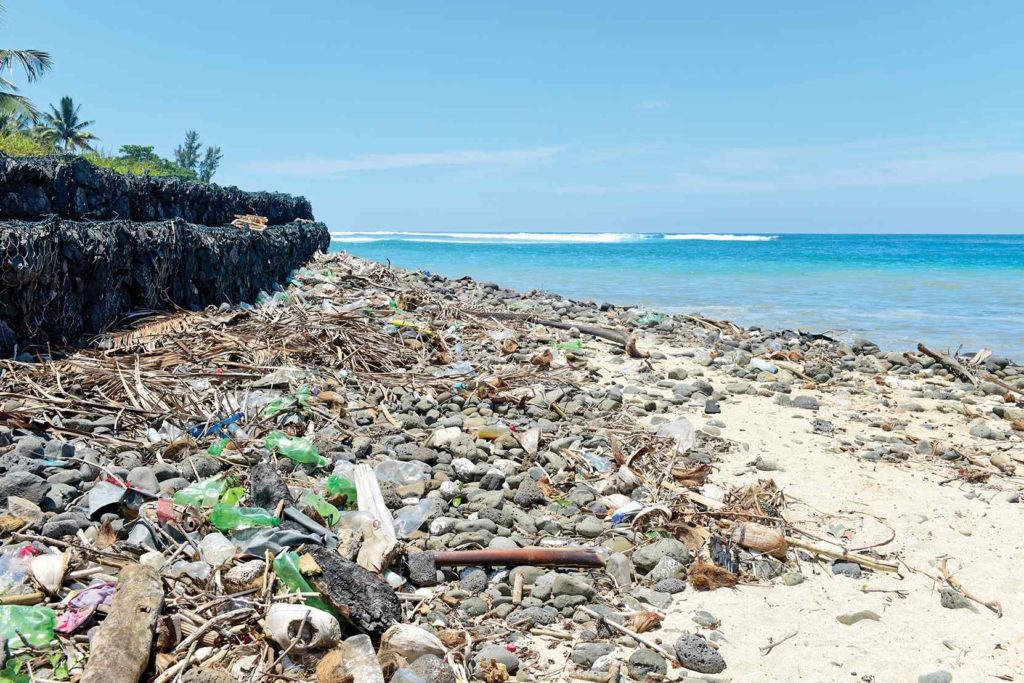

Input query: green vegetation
[37,96,97,151]
[86,144,198,180]
[0,5,223,182]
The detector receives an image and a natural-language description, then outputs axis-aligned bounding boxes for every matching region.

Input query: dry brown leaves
[624,611,663,633]
[689,562,739,590]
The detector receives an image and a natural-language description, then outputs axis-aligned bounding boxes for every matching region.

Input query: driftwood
[80,564,163,683]
[785,536,899,573]
[917,343,979,386]
[472,310,645,358]
[304,545,402,637]
[249,460,295,510]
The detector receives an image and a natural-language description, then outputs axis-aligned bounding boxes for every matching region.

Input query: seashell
[379,624,447,663]
[729,522,788,559]
[30,551,70,596]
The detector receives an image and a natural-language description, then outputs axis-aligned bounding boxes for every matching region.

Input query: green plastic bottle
[220,486,245,506]
[302,491,340,527]
[272,552,334,615]
[324,474,358,509]
[261,387,312,417]
[207,437,230,456]
[264,431,328,468]
[0,605,56,648]
[550,339,583,350]
[209,504,280,531]
[173,476,226,508]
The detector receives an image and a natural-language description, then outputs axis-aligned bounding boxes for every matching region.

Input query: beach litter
[0,251,1020,681]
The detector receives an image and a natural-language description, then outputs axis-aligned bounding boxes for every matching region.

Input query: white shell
[30,552,70,596]
[380,624,447,663]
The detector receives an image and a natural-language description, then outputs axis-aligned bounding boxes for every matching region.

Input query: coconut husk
[729,522,788,559]
[689,561,739,590]
[315,650,353,683]
[624,610,663,633]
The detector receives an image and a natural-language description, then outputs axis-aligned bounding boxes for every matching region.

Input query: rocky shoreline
[0,251,1021,682]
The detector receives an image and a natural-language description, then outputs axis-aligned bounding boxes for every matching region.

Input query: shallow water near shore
[332,232,1024,359]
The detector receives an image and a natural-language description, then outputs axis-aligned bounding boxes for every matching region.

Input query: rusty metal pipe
[430,546,605,569]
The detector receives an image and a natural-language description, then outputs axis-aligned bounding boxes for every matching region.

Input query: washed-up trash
[29,551,69,596]
[750,358,778,373]
[165,560,213,581]
[324,473,358,509]
[264,604,341,652]
[655,416,696,453]
[88,480,128,517]
[394,500,434,538]
[188,410,244,438]
[173,475,226,508]
[265,430,328,467]
[433,360,473,377]
[0,546,33,594]
[232,528,322,556]
[199,532,236,566]
[302,490,341,527]
[55,581,116,635]
[550,339,583,350]
[580,451,612,473]
[637,313,664,325]
[374,459,431,485]
[209,504,280,531]
[272,551,335,615]
[316,634,385,683]
[0,605,56,648]
[380,623,448,662]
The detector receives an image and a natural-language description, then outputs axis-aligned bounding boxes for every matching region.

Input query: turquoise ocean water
[330,232,1024,360]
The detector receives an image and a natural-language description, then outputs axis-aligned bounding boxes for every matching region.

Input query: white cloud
[247,146,566,177]
[634,100,667,111]
[561,141,1024,194]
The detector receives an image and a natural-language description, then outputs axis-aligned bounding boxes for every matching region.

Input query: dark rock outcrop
[0,154,313,225]
[0,217,329,353]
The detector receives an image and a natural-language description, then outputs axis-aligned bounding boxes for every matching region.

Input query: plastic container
[199,532,236,567]
[581,452,612,473]
[0,547,32,595]
[173,476,226,508]
[338,634,385,683]
[0,605,56,648]
[209,505,280,531]
[165,561,212,581]
[261,387,311,418]
[393,500,434,538]
[264,431,328,468]
[374,460,430,485]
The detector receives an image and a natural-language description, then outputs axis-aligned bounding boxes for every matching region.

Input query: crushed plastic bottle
[580,451,612,473]
[272,552,334,615]
[432,360,473,378]
[302,491,341,527]
[207,437,230,456]
[338,634,385,683]
[655,416,696,453]
[0,605,56,648]
[393,500,434,538]
[261,387,312,418]
[172,475,226,508]
[374,459,430,485]
[0,546,33,595]
[324,474,357,510]
[209,505,280,531]
[165,561,213,581]
[264,431,328,468]
[220,486,245,506]
[199,532,236,567]
[637,313,664,325]
[550,339,583,350]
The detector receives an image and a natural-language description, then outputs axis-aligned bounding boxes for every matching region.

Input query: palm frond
[0,49,53,82]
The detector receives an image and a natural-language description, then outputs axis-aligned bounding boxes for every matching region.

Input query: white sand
[533,334,1024,682]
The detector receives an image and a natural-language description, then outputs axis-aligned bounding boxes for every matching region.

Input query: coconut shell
[729,522,788,559]
[379,624,447,663]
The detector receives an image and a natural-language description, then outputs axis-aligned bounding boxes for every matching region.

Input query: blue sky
[7,1,1024,233]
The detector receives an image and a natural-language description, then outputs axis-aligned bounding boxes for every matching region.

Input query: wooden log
[80,564,163,683]
[917,343,979,386]
[304,545,402,637]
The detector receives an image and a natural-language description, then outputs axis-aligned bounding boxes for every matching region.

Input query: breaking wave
[330,231,778,244]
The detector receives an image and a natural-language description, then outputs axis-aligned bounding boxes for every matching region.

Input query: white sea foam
[662,233,777,242]
[331,231,778,244]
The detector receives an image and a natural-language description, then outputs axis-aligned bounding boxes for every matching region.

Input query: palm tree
[39,96,98,151]
[0,2,53,117]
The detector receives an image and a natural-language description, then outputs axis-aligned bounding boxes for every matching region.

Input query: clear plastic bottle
[374,459,430,485]
[338,634,385,683]
[0,605,56,648]
[0,547,32,595]
[393,500,433,538]
[264,431,328,468]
